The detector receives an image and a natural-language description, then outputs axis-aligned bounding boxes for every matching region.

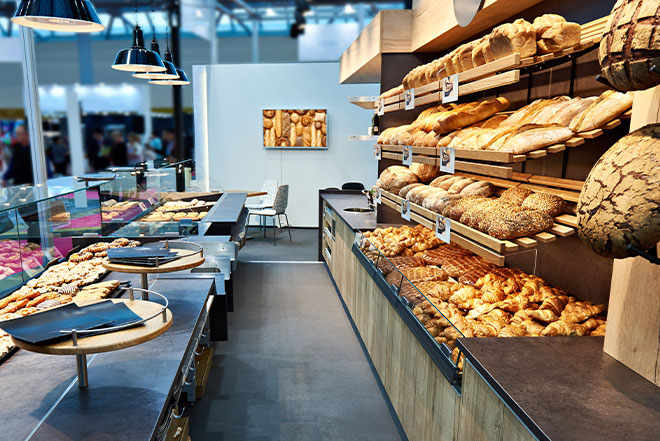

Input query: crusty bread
[489,19,537,60]
[472,36,489,68]
[432,97,510,134]
[422,131,440,147]
[528,97,572,124]
[499,187,534,206]
[377,127,395,145]
[569,90,633,133]
[521,192,566,217]
[460,181,495,197]
[406,185,431,203]
[399,183,424,198]
[495,123,573,154]
[537,22,581,54]
[410,163,441,184]
[458,40,477,72]
[448,178,477,194]
[380,85,403,100]
[423,193,461,213]
[548,97,597,126]
[532,14,566,35]
[378,166,420,193]
[437,175,465,190]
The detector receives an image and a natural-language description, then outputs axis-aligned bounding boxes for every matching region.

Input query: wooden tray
[12,298,172,356]
[102,248,205,275]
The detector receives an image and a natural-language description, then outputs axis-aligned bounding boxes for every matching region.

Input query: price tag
[138,202,147,211]
[442,74,459,104]
[404,88,415,110]
[401,199,411,221]
[148,198,156,205]
[374,144,382,160]
[435,214,451,244]
[402,145,413,166]
[439,147,456,174]
[375,188,382,205]
[377,98,385,116]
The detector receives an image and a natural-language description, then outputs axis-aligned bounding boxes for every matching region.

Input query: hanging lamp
[12,0,104,32]
[149,67,190,86]
[132,0,177,80]
[112,24,166,72]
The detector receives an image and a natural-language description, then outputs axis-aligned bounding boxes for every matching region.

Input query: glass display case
[0,179,103,297]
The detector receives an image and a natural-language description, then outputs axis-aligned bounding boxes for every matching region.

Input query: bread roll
[489,19,537,60]
[296,122,303,137]
[263,109,275,118]
[263,117,273,129]
[577,124,660,258]
[378,166,420,193]
[410,163,441,184]
[290,113,300,124]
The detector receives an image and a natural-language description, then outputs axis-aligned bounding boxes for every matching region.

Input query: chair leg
[284,213,292,241]
[273,215,277,246]
[262,215,266,238]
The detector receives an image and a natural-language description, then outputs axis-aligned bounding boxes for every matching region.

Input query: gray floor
[187,262,406,441]
[239,228,319,262]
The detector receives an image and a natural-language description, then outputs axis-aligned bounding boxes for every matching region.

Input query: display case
[0,179,103,298]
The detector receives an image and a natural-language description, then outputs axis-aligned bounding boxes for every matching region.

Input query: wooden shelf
[377,182,577,266]
[348,96,377,109]
[339,10,412,84]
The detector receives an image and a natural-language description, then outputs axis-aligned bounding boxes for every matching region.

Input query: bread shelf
[348,96,377,109]
[377,17,606,115]
[377,179,577,265]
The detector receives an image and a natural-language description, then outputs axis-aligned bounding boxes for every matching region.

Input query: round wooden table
[12,297,172,388]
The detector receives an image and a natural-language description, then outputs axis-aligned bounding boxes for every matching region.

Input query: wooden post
[602,86,660,386]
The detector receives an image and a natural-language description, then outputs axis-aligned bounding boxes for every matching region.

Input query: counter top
[204,192,247,224]
[457,336,660,441]
[321,192,378,231]
[0,274,214,441]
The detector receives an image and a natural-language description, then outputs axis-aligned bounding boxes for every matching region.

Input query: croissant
[541,320,589,336]
[539,295,570,316]
[582,317,606,331]
[527,308,560,323]
[528,285,560,303]
[520,320,545,336]
[466,302,498,320]
[497,324,527,337]
[449,286,481,309]
[590,323,606,336]
[560,301,605,323]
[498,294,536,313]
[481,284,507,303]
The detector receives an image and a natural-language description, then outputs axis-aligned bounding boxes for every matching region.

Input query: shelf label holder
[442,74,459,104]
[401,199,411,221]
[435,214,451,244]
[439,147,455,173]
[404,89,415,110]
[402,146,413,166]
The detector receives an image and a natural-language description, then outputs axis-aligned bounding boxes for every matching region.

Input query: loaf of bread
[599,0,660,91]
[422,192,459,213]
[569,90,633,133]
[547,97,597,126]
[489,19,537,60]
[521,192,566,217]
[398,183,423,198]
[406,185,431,203]
[577,124,660,258]
[499,187,534,206]
[380,85,404,100]
[447,178,477,194]
[432,98,510,134]
[532,14,581,54]
[460,181,495,197]
[377,166,420,193]
[494,124,573,154]
[410,163,441,184]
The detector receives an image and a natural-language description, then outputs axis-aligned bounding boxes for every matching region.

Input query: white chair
[249,185,291,245]
[246,179,278,231]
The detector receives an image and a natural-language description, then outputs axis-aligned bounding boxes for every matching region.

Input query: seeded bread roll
[499,187,534,206]
[521,192,566,217]
[577,124,660,258]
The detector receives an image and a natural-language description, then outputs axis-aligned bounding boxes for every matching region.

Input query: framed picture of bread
[263,109,327,149]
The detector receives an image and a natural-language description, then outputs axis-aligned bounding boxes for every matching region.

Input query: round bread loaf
[409,163,440,184]
[377,166,419,193]
[577,124,660,258]
[599,0,660,91]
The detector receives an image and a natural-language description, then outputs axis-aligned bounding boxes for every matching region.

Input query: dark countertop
[321,192,378,231]
[457,336,660,441]
[204,192,247,224]
[0,274,214,441]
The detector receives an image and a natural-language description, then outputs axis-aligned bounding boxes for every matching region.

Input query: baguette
[432,97,510,134]
[569,90,633,133]
[495,123,573,154]
[274,110,282,138]
[548,97,597,126]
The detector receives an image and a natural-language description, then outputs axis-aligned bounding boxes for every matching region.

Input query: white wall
[194,62,378,227]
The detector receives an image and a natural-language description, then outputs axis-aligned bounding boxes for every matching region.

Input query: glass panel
[0,209,25,296]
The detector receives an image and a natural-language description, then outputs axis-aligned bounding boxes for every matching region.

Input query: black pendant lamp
[112,24,166,73]
[12,0,104,32]
[150,67,190,86]
[133,41,179,80]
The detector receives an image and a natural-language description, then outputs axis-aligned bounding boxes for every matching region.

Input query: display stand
[12,289,172,389]
[102,241,205,296]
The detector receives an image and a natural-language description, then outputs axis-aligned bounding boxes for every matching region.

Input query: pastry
[577,124,660,257]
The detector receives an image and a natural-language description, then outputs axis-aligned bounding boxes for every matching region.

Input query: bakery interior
[0,0,659,440]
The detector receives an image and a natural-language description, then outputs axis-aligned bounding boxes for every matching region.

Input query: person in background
[50,136,69,175]
[127,133,143,166]
[88,129,107,171]
[162,129,175,160]
[147,132,163,159]
[110,130,128,167]
[3,125,53,185]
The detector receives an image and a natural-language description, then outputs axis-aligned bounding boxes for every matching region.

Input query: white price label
[374,144,382,160]
[435,214,451,244]
[404,88,415,110]
[138,202,147,211]
[442,74,459,104]
[377,98,385,116]
[148,198,156,205]
[402,145,413,166]
[439,147,456,174]
[401,199,411,221]
[376,188,382,205]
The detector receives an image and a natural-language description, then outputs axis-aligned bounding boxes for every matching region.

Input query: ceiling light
[11,0,104,32]
[344,4,356,14]
[265,8,277,17]
[112,25,166,73]
[149,67,190,86]
[132,41,179,80]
